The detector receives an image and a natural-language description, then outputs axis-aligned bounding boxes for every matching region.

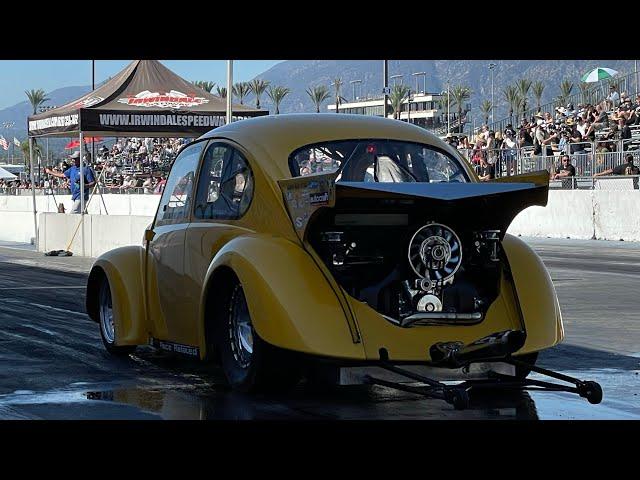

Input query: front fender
[86,245,149,346]
[199,234,366,360]
[502,234,564,352]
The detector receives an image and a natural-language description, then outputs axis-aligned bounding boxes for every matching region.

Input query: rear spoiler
[278,170,550,242]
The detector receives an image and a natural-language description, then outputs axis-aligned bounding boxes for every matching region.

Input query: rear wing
[278,170,550,243]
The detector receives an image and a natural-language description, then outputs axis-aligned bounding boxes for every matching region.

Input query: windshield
[289,139,468,183]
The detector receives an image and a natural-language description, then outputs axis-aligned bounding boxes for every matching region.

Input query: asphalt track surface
[0,238,638,420]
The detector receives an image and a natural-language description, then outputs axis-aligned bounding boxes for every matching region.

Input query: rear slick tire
[214,277,301,393]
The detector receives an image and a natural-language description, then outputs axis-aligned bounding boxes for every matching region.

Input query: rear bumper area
[328,362,516,385]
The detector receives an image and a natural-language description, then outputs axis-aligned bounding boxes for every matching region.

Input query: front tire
[214,277,301,393]
[98,277,136,356]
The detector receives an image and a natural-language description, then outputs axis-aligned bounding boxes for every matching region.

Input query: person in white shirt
[607,85,620,110]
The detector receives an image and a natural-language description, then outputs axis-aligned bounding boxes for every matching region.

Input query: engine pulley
[408,223,462,283]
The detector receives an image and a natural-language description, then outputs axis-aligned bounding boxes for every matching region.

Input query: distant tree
[232,82,251,105]
[450,85,472,127]
[249,79,270,109]
[25,89,50,115]
[532,81,545,112]
[502,85,521,122]
[578,81,590,105]
[479,100,493,125]
[558,79,574,105]
[389,84,410,120]
[267,86,290,114]
[192,80,216,92]
[332,77,347,113]
[306,85,331,113]
[216,86,227,99]
[516,78,533,113]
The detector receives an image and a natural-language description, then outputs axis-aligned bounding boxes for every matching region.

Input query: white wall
[0,194,161,216]
[38,213,153,257]
[3,191,640,256]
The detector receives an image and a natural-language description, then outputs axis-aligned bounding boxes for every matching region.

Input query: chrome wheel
[228,284,253,369]
[99,280,115,344]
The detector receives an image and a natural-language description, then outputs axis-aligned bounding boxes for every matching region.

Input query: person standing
[44,151,96,214]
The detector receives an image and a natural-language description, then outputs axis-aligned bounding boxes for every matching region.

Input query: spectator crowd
[444,84,640,182]
[0,137,186,195]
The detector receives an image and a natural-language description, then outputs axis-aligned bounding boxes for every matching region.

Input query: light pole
[412,72,426,94]
[350,79,362,101]
[489,63,497,123]
[226,60,233,124]
[383,60,389,119]
[441,84,450,134]
[390,74,403,87]
[38,106,57,180]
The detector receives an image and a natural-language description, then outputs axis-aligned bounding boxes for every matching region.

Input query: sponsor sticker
[157,340,199,357]
[76,96,104,107]
[118,90,209,108]
[309,192,329,205]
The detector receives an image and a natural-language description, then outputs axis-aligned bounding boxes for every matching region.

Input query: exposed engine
[309,213,504,327]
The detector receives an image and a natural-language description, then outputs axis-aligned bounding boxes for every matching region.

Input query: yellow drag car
[86,114,602,409]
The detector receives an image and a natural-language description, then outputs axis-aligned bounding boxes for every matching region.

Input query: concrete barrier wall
[0,211,39,243]
[507,191,595,240]
[3,191,640,255]
[592,191,640,242]
[38,213,153,257]
[0,194,161,216]
[507,190,640,241]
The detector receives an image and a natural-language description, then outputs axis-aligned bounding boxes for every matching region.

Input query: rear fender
[199,234,366,360]
[86,245,149,346]
[501,234,564,352]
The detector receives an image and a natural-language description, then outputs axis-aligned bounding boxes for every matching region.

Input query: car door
[183,141,255,344]
[145,141,205,344]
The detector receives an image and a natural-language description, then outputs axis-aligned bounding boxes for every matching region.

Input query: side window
[155,141,203,226]
[194,142,254,220]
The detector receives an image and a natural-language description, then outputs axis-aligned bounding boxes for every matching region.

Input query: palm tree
[558,79,574,105]
[479,100,493,125]
[267,86,290,114]
[450,85,472,128]
[25,89,50,115]
[532,81,545,112]
[216,86,227,99]
[232,82,251,105]
[502,85,521,123]
[249,79,270,109]
[389,85,411,120]
[306,85,331,113]
[516,78,533,114]
[192,80,216,92]
[332,77,347,113]
[578,81,590,105]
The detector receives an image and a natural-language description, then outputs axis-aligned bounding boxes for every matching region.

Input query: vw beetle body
[87,114,563,391]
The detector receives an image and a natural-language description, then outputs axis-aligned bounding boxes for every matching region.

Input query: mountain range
[1,60,637,157]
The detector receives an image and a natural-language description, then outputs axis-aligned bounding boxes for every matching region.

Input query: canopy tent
[27,60,267,138]
[0,166,17,180]
[25,59,268,255]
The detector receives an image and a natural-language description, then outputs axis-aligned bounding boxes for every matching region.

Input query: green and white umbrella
[581,67,618,83]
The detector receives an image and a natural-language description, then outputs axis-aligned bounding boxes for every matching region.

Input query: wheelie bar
[363,357,603,411]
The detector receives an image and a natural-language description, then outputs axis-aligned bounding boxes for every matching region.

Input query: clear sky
[0,60,282,110]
